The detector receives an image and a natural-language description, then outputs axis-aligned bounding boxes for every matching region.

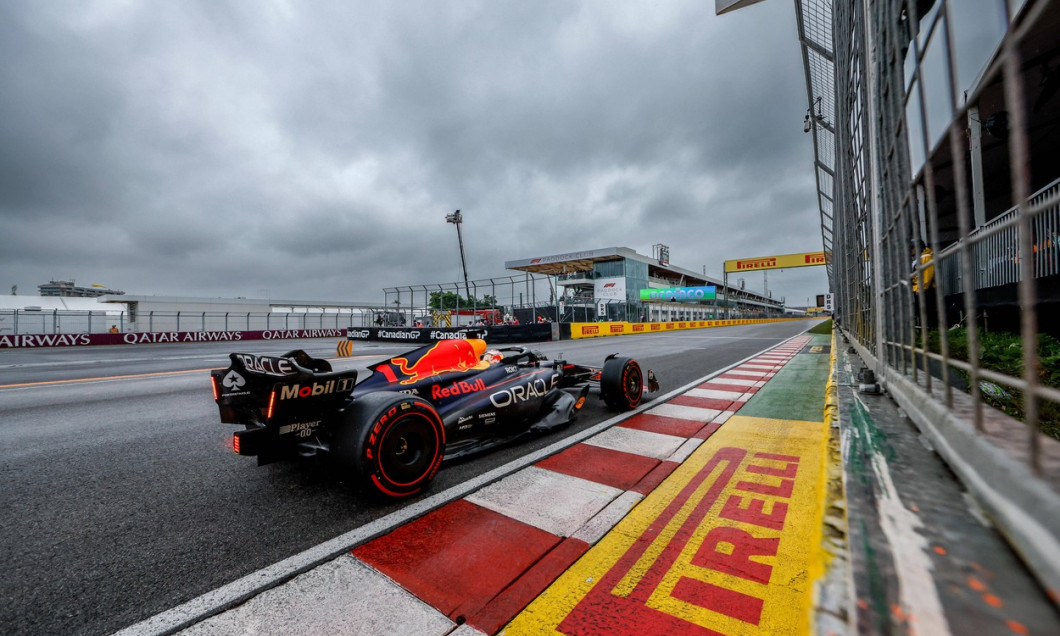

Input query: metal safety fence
[937,177,1060,293]
[383,274,557,326]
[810,0,1060,595]
[0,308,377,336]
[383,273,789,327]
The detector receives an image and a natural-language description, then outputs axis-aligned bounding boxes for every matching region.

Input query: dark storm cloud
[0,0,829,303]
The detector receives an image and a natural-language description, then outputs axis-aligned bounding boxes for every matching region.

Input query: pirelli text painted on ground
[503,415,828,635]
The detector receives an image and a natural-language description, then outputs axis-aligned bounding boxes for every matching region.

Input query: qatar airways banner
[0,328,346,349]
[0,324,556,349]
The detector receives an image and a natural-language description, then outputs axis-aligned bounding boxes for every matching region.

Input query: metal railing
[0,309,376,336]
[938,177,1060,293]
[383,274,555,321]
[384,272,784,326]
[0,309,126,335]
[815,0,1060,598]
[0,299,790,337]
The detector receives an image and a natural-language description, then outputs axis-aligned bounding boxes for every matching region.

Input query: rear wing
[209,350,358,426]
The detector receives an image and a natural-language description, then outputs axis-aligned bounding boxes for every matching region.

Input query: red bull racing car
[210,338,656,498]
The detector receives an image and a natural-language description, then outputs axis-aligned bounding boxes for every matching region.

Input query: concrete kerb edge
[841,329,1060,604]
[114,333,811,636]
[811,329,858,634]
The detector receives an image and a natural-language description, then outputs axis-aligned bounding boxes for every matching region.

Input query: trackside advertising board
[346,324,552,344]
[570,318,806,339]
[1,324,556,349]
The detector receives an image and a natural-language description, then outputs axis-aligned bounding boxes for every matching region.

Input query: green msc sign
[639,286,717,301]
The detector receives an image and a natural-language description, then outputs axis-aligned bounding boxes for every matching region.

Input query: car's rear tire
[600,357,644,411]
[332,393,445,498]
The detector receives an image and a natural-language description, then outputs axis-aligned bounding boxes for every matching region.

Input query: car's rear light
[266,390,276,421]
[233,428,266,456]
[210,376,219,401]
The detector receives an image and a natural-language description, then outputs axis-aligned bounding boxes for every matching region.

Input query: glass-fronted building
[505,246,782,322]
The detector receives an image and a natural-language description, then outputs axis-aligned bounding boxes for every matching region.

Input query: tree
[429,291,464,309]
[429,292,501,310]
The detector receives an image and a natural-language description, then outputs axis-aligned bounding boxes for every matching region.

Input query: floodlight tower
[446,210,471,299]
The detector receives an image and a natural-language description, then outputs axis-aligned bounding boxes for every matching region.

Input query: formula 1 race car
[209,338,657,498]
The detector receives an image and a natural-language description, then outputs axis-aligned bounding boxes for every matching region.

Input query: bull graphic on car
[380,339,491,385]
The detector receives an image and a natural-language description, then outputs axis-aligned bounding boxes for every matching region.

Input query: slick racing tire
[600,357,644,411]
[332,393,445,498]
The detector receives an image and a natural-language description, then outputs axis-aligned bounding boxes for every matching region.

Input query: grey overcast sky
[0,0,830,306]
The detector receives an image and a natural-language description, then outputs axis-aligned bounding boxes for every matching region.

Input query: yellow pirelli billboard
[724,251,828,273]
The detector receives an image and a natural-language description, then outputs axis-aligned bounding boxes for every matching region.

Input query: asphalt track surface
[0,321,820,635]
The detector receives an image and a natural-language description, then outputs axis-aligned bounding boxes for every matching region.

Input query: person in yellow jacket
[912,242,937,327]
[912,245,934,293]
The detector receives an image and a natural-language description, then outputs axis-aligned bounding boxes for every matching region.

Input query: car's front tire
[332,393,445,498]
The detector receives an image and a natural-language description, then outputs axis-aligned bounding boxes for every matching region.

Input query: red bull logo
[431,378,486,399]
[384,339,489,385]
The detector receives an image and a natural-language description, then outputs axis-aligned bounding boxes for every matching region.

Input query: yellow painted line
[502,414,829,635]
